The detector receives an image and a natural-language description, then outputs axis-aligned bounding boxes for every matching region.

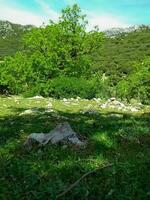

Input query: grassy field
[0,96,150,200]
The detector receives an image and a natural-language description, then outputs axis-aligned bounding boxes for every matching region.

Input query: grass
[0,96,150,200]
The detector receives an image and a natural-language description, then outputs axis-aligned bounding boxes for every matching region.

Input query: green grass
[0,96,150,200]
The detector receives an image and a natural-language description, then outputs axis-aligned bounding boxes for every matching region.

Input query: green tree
[0,52,34,94]
[117,57,150,104]
[24,4,104,77]
[0,4,104,96]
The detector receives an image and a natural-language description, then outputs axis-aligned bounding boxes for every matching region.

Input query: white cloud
[87,12,129,31]
[35,0,59,21]
[0,0,59,26]
[0,4,47,26]
[0,0,129,30]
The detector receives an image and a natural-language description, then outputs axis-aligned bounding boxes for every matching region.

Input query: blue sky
[0,0,150,30]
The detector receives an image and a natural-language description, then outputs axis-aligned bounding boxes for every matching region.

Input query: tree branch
[56,163,113,199]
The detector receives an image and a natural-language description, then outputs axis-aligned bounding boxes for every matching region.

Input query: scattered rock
[46,102,52,108]
[63,98,68,102]
[19,108,40,116]
[70,98,75,101]
[108,97,116,102]
[28,95,44,100]
[44,108,54,113]
[24,122,86,150]
[81,109,98,115]
[52,113,69,120]
[108,113,123,118]
[129,107,139,112]
[93,98,101,102]
[100,98,141,112]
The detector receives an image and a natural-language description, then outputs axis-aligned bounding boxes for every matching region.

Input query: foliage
[0,4,150,104]
[40,77,95,99]
[23,4,104,77]
[0,20,33,58]
[0,4,105,99]
[116,57,150,104]
[93,27,150,82]
[0,96,150,200]
[0,52,34,94]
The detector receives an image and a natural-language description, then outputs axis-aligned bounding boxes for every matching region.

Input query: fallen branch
[56,163,113,199]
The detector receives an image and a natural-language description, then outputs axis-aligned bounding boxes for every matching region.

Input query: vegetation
[0,20,33,58]
[0,96,150,200]
[93,26,150,79]
[0,5,150,104]
[0,4,150,200]
[0,5,105,97]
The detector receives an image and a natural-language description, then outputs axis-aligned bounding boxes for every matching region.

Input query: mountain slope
[92,26,150,83]
[0,20,34,58]
[0,20,150,80]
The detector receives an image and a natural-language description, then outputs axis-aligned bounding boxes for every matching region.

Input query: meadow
[0,96,150,200]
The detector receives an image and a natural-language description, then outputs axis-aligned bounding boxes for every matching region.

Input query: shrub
[40,77,96,99]
[0,53,34,94]
[116,57,150,104]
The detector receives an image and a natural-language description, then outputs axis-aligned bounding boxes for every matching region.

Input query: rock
[44,108,54,113]
[63,98,68,102]
[74,99,79,102]
[46,102,52,108]
[129,107,139,112]
[93,98,101,102]
[100,99,127,111]
[137,103,143,109]
[108,97,116,102]
[24,122,86,150]
[70,98,75,101]
[108,113,123,118]
[28,95,44,100]
[19,108,40,116]
[81,109,98,115]
[63,101,70,104]
[100,103,107,109]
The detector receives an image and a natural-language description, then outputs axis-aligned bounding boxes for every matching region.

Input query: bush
[40,77,96,99]
[116,57,150,104]
[0,53,34,94]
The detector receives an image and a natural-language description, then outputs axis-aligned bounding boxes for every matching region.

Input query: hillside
[0,20,34,58]
[0,20,150,102]
[104,26,139,37]
[0,21,150,76]
[92,26,150,82]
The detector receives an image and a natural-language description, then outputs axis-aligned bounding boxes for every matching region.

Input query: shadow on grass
[0,107,150,199]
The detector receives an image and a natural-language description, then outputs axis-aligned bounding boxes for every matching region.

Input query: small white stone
[29,96,44,100]
[46,102,52,108]
[19,108,39,116]
[63,98,68,102]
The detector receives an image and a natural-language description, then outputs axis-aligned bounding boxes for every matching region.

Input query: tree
[0,52,34,94]
[24,4,104,77]
[116,57,150,104]
[0,4,104,96]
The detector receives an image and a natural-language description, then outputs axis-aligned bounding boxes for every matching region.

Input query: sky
[0,0,150,30]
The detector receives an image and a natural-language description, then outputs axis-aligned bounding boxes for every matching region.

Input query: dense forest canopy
[0,4,150,104]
